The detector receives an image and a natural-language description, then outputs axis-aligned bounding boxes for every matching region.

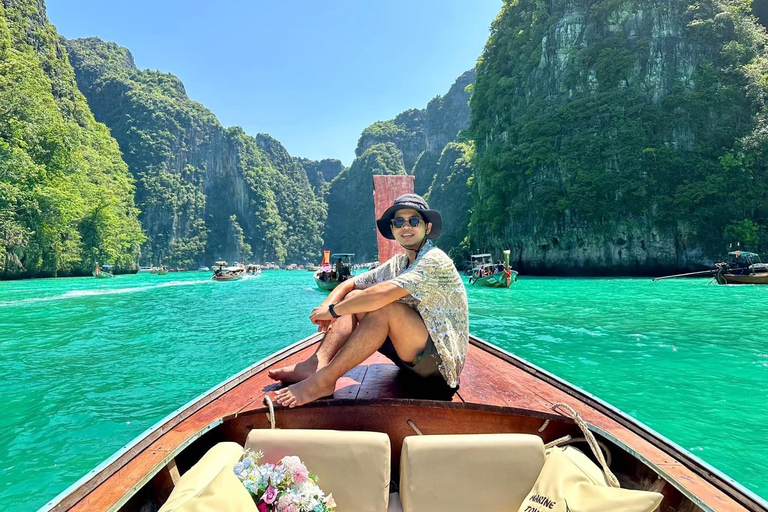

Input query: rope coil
[551,403,619,488]
[263,395,276,430]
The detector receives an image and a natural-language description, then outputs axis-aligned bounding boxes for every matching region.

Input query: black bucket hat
[376,193,443,240]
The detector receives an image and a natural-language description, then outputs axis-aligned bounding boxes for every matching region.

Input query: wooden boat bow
[40,334,768,512]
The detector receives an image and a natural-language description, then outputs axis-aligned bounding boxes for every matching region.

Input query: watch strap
[328,302,341,318]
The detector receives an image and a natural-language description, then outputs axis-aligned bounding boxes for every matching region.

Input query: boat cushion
[246,428,391,512]
[517,446,663,512]
[399,433,546,512]
[175,465,257,512]
[159,442,246,512]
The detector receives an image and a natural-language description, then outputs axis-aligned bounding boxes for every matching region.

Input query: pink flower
[325,493,337,508]
[277,496,293,510]
[257,502,268,512]
[263,486,278,504]
[282,505,297,512]
[291,465,309,484]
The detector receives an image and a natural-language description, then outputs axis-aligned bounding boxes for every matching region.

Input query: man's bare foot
[268,354,325,383]
[274,373,336,408]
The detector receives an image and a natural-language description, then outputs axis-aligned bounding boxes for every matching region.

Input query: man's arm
[332,282,409,316]
[320,278,357,306]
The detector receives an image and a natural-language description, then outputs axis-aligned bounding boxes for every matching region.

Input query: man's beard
[399,234,426,251]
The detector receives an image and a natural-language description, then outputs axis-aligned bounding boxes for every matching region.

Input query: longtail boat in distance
[314,251,354,291]
[92,264,114,279]
[654,251,768,285]
[468,250,517,288]
[42,176,768,512]
[212,261,245,281]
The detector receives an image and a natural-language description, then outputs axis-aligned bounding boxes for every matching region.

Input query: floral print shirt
[352,241,469,387]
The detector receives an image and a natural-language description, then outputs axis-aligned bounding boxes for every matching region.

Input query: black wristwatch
[328,302,341,318]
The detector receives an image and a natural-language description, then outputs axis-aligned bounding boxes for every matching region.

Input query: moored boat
[314,251,354,291]
[468,250,517,288]
[137,266,153,274]
[39,333,768,512]
[654,251,768,285]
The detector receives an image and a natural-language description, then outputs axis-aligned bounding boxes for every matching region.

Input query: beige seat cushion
[400,433,545,512]
[159,442,245,512]
[246,428,391,512]
[175,466,257,512]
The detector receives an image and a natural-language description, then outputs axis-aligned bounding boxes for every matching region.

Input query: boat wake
[0,280,212,307]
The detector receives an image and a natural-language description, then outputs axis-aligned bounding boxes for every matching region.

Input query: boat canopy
[215,261,227,266]
[728,251,762,264]
[101,264,114,269]
[471,254,491,258]
[331,253,355,262]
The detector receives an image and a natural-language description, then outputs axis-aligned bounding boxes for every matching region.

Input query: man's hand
[310,305,335,332]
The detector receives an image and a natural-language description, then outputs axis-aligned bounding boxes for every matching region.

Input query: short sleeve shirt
[352,241,469,387]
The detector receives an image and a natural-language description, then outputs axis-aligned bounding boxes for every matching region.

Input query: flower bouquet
[233,450,337,512]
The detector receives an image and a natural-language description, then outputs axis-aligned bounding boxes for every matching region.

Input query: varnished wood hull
[40,334,768,512]
[716,272,768,285]
[212,271,244,281]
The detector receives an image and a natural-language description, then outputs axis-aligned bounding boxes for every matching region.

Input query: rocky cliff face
[469,0,768,275]
[323,70,475,260]
[0,1,143,278]
[65,37,325,265]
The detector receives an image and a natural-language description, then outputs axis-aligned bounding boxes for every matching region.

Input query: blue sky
[47,0,501,166]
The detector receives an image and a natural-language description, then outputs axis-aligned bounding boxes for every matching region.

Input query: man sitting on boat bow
[271,194,469,407]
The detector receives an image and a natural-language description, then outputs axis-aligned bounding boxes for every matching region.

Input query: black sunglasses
[391,216,423,229]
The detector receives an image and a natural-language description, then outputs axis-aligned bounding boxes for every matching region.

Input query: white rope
[561,437,613,468]
[551,403,620,487]
[406,419,423,435]
[538,419,551,432]
[544,434,571,450]
[263,395,276,429]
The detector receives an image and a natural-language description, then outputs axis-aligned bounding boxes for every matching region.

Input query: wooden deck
[47,335,760,512]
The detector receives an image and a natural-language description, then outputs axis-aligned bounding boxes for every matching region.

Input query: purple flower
[257,502,268,512]
[263,485,278,504]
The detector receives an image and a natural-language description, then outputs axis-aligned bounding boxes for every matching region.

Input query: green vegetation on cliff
[65,37,325,266]
[0,1,144,278]
[469,0,768,273]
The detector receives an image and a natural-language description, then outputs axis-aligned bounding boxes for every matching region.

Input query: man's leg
[274,301,429,407]
[268,290,364,382]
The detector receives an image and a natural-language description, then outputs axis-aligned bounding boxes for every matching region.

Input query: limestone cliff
[323,70,475,259]
[469,0,768,275]
[65,37,325,265]
[0,1,143,278]
[323,143,407,261]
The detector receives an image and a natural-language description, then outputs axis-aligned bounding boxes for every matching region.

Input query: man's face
[391,208,431,250]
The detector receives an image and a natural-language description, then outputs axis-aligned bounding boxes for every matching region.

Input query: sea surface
[1,271,766,511]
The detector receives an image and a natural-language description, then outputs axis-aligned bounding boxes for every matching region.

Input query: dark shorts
[378,336,459,400]
[379,335,442,379]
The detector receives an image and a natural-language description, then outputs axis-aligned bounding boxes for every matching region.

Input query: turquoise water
[1,272,766,511]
